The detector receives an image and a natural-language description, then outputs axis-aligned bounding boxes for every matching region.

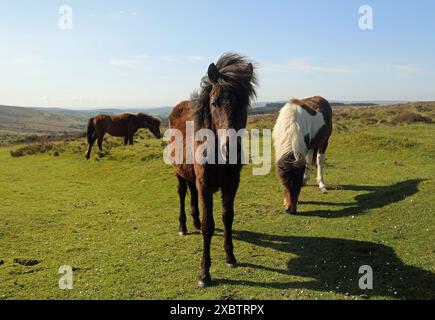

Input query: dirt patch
[360,112,376,119]
[362,118,378,126]
[392,113,432,125]
[13,258,40,266]
[334,123,349,133]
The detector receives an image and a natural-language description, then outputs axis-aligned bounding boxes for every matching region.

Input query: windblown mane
[191,53,257,129]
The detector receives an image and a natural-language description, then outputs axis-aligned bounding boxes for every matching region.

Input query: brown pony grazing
[169,53,257,288]
[272,96,333,214]
[85,113,162,160]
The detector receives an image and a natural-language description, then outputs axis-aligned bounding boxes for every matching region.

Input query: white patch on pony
[273,101,326,164]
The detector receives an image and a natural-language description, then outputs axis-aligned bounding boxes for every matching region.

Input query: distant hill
[71,106,172,117]
[0,105,88,135]
[0,105,172,136]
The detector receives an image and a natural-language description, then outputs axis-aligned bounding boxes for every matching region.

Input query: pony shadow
[216,230,435,300]
[299,179,423,218]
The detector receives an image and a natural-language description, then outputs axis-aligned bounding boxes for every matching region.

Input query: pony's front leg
[197,184,214,288]
[317,153,328,193]
[221,184,238,268]
[127,125,137,145]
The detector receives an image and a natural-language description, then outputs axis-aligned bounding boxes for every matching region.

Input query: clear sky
[0,0,434,109]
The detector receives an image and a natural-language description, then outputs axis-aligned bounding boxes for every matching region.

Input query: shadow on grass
[216,230,435,300]
[299,179,423,218]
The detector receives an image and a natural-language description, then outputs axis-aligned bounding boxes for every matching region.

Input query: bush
[10,143,66,158]
[392,113,432,125]
[10,143,54,157]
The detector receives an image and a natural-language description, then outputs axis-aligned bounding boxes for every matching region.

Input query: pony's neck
[140,122,149,129]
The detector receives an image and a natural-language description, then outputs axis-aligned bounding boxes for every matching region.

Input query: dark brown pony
[273,96,333,214]
[169,53,257,287]
[85,113,162,160]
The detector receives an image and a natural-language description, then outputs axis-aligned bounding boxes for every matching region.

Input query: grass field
[0,103,434,300]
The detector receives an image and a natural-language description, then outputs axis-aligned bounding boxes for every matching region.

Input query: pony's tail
[87,118,95,145]
[291,122,307,164]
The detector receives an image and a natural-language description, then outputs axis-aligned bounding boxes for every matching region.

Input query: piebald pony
[273,96,333,214]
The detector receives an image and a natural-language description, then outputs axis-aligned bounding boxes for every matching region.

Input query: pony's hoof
[226,255,237,268]
[320,187,328,194]
[193,222,202,231]
[179,224,188,236]
[198,279,211,289]
[198,274,212,288]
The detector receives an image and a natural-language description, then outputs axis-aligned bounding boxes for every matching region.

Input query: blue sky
[0,0,434,109]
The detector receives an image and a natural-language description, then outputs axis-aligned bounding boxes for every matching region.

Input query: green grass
[0,111,434,300]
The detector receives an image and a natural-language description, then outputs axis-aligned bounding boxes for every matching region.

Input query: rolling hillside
[0,101,433,137]
[0,105,173,136]
[0,105,88,135]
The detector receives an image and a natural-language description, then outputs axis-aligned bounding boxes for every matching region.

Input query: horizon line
[1,99,432,111]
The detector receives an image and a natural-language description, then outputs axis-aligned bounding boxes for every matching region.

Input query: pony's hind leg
[97,136,104,152]
[85,136,97,160]
[317,153,327,193]
[303,149,315,186]
[188,182,201,230]
[317,151,328,194]
[177,175,188,236]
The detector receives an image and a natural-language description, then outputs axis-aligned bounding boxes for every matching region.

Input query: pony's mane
[138,113,161,123]
[191,52,257,129]
[137,113,162,125]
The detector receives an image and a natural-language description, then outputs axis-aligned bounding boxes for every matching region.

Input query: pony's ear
[208,63,220,83]
[247,63,254,79]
